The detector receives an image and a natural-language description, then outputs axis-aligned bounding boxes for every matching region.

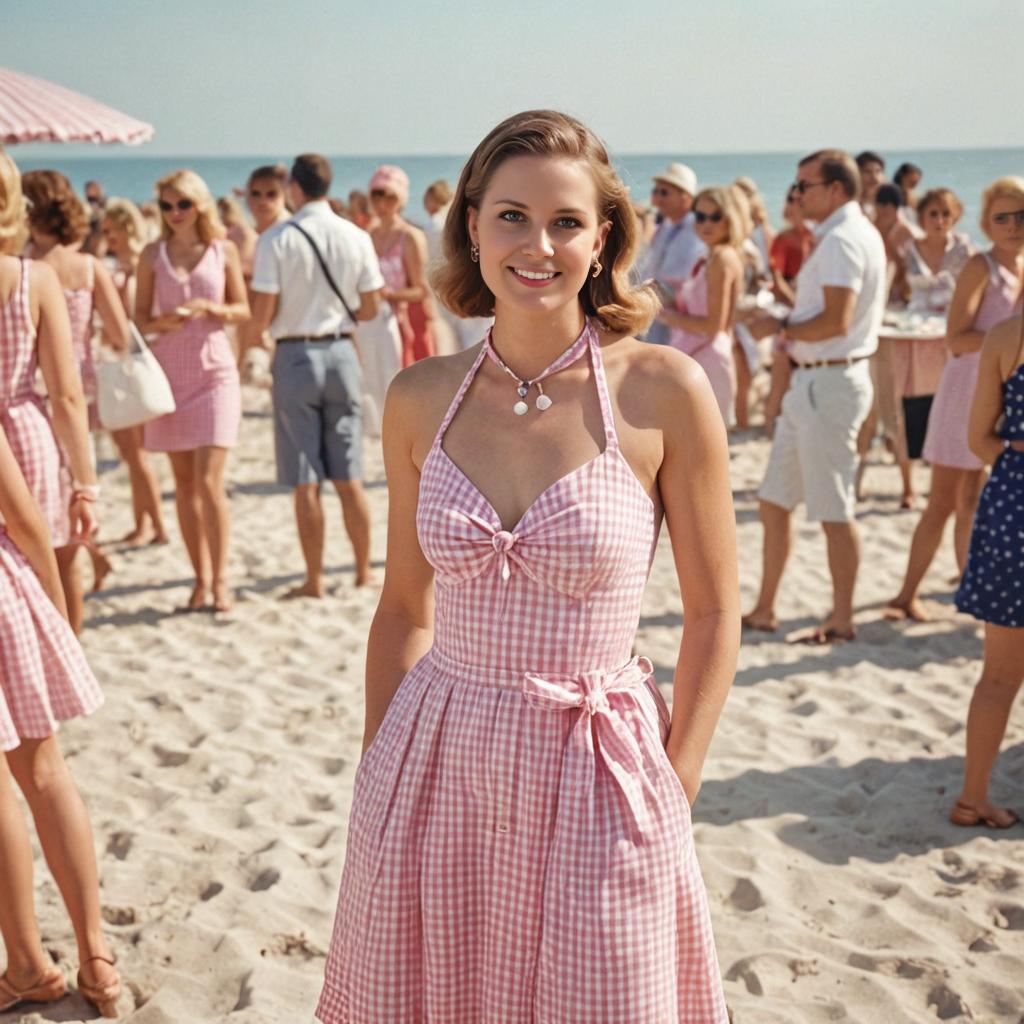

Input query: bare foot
[178,582,209,613]
[119,526,148,546]
[354,571,381,588]
[790,617,856,645]
[884,596,931,622]
[282,580,325,600]
[212,582,233,613]
[741,611,778,633]
[950,799,1020,829]
[149,533,170,546]
[900,494,916,510]
[91,551,113,593]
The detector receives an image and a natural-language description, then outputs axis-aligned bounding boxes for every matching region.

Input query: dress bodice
[415,320,658,674]
[377,238,407,295]
[975,251,1023,334]
[154,240,226,317]
[904,235,971,313]
[0,259,37,406]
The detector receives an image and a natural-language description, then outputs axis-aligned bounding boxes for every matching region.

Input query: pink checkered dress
[317,321,728,1023]
[0,258,70,547]
[143,240,241,452]
[64,256,98,428]
[0,527,103,750]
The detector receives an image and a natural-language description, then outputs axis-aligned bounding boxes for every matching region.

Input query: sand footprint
[728,878,765,912]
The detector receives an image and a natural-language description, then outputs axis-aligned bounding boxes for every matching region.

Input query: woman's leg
[168,450,210,608]
[0,752,52,986]
[195,446,232,611]
[112,427,167,544]
[55,545,84,635]
[886,464,962,620]
[953,468,986,575]
[952,623,1024,826]
[733,341,752,430]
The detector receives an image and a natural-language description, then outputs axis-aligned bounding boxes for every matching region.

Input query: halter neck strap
[483,318,591,385]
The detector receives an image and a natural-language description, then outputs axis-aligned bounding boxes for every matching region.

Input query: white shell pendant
[513,401,529,416]
[536,394,552,411]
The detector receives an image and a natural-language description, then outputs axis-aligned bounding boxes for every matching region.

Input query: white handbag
[96,322,176,431]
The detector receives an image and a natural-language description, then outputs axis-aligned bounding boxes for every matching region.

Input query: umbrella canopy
[0,66,153,146]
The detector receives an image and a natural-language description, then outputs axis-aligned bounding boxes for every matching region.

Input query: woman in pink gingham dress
[135,169,249,612]
[887,177,1024,622]
[317,111,737,1024]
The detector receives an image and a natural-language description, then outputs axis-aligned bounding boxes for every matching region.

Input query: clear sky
[4,0,1023,157]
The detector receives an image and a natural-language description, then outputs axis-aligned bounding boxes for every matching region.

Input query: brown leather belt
[789,354,870,370]
[276,331,353,344]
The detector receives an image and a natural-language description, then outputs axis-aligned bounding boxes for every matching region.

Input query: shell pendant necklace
[484,321,591,417]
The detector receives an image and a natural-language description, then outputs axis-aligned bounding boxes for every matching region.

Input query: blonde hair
[431,109,658,335]
[425,179,452,207]
[102,197,148,256]
[0,148,28,255]
[155,169,225,244]
[217,194,247,229]
[980,176,1024,240]
[733,176,770,228]
[694,186,751,250]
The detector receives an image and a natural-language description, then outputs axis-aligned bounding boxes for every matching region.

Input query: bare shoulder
[27,259,60,291]
[710,246,743,272]
[604,333,710,408]
[139,241,161,266]
[388,346,479,420]
[960,252,991,283]
[983,316,1023,367]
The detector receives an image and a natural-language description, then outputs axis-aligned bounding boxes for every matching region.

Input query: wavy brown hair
[22,169,89,245]
[431,110,658,335]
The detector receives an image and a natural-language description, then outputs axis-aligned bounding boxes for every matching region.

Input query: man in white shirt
[642,162,707,344]
[247,153,383,595]
[744,149,887,644]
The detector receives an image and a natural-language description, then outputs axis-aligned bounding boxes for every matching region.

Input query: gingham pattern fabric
[0,529,103,750]
[64,257,98,424]
[0,258,70,546]
[317,321,728,1023]
[143,240,241,452]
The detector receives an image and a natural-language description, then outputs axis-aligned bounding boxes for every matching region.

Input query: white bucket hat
[652,162,698,197]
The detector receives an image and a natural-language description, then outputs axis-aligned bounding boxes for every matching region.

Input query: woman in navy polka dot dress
[952,307,1024,829]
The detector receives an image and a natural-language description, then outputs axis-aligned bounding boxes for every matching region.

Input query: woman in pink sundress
[887,177,1024,622]
[317,110,737,1024]
[0,152,99,635]
[22,170,131,615]
[135,169,249,613]
[658,185,745,425]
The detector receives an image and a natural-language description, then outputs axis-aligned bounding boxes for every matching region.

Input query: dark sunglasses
[651,186,672,198]
[992,209,1024,227]
[158,198,194,213]
[792,179,829,195]
[694,211,723,224]
[370,189,397,200]
[248,187,280,199]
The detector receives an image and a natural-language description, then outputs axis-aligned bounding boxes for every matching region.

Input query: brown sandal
[77,954,121,1018]
[950,800,1021,829]
[0,966,66,1012]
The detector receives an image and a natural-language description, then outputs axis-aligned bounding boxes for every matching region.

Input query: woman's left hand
[179,298,219,320]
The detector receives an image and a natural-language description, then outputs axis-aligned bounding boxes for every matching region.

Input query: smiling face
[694,196,728,247]
[467,155,609,320]
[159,186,199,236]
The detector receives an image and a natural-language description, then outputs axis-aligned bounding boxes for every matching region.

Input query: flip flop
[0,967,66,1012]
[949,801,1021,830]
[792,626,857,646]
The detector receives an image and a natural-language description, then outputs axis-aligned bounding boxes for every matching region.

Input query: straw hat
[652,162,698,197]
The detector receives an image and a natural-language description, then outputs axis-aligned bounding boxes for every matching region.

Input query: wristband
[71,482,101,500]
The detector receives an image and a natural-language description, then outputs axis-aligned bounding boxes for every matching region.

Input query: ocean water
[11,147,1024,248]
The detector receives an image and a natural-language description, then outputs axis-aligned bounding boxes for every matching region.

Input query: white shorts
[758,361,873,523]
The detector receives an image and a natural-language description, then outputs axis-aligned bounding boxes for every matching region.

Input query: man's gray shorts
[271,339,363,487]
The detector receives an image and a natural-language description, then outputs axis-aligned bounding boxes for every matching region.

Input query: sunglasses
[992,209,1024,227]
[158,198,194,213]
[694,211,723,224]
[370,189,398,200]
[248,187,280,199]
[792,179,829,195]
[651,186,673,198]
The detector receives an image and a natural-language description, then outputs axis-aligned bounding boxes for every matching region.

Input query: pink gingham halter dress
[317,320,727,1024]
[0,258,70,546]
[63,255,98,427]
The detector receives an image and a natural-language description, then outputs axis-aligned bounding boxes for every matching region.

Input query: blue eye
[555,217,582,229]
[499,210,525,223]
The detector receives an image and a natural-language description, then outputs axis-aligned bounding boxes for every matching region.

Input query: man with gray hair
[744,149,886,644]
[642,162,706,344]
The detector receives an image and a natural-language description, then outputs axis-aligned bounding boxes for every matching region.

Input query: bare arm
[31,263,96,540]
[783,285,857,342]
[945,254,990,357]
[660,250,741,338]
[241,289,278,352]
[179,240,250,324]
[91,256,131,351]
[0,423,68,617]
[657,353,740,803]
[969,317,1020,464]
[361,369,436,754]
[356,288,381,322]
[134,244,186,335]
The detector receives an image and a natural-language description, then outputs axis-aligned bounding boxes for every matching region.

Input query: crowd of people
[0,111,1021,1018]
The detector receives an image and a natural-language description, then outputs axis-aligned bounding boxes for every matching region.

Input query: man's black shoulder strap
[285,220,360,325]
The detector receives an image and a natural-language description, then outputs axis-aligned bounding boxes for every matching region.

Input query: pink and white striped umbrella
[0,66,154,146]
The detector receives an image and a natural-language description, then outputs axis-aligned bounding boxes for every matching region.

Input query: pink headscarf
[369,165,409,207]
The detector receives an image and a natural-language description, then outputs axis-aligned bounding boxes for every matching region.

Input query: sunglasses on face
[694,210,723,224]
[370,189,398,200]
[792,179,829,195]
[158,198,194,213]
[651,186,672,198]
[249,188,280,200]
[992,209,1024,227]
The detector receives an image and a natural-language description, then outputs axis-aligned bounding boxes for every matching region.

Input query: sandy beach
[2,381,1022,1024]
